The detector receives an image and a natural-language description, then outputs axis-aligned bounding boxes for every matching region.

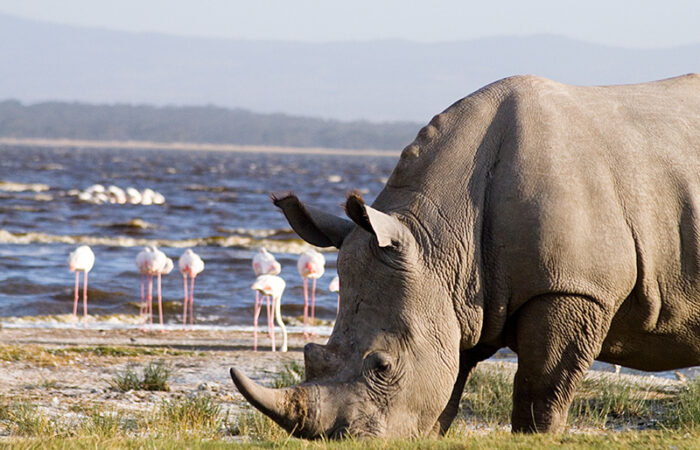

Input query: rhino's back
[481,75,700,363]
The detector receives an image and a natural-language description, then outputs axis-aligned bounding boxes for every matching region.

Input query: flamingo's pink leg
[266,295,273,340]
[182,275,189,330]
[189,275,195,329]
[147,274,153,325]
[270,296,276,352]
[157,273,164,332]
[302,277,309,339]
[72,271,80,326]
[139,273,145,320]
[253,291,261,351]
[311,277,317,330]
[82,271,89,329]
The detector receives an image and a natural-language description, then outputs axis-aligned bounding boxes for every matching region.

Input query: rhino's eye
[364,351,392,374]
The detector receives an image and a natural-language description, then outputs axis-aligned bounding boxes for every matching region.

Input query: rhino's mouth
[325,423,349,439]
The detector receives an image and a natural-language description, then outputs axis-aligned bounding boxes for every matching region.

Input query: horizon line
[0,137,401,158]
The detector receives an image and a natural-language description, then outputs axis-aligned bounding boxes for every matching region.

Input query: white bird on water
[329,275,340,316]
[297,248,325,338]
[251,274,287,352]
[251,248,282,351]
[135,246,167,331]
[179,249,204,330]
[68,245,95,328]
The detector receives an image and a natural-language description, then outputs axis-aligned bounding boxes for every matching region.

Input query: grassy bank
[1,343,699,448]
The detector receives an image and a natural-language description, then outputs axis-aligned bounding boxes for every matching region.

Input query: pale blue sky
[1,0,699,48]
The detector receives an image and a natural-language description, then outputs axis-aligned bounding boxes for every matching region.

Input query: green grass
[24,379,60,390]
[271,360,305,388]
[0,344,26,361]
[0,344,194,368]
[5,429,700,449]
[570,375,662,428]
[141,361,172,391]
[6,403,56,437]
[664,375,700,428]
[111,362,171,392]
[46,345,194,358]
[461,364,514,425]
[3,362,700,448]
[111,367,142,392]
[152,395,221,438]
[80,408,130,437]
[456,365,687,431]
[225,409,290,442]
[0,397,11,421]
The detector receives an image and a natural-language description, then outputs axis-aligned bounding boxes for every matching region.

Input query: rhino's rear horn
[271,192,354,249]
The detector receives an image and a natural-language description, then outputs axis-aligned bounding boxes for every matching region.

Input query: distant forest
[0,100,420,150]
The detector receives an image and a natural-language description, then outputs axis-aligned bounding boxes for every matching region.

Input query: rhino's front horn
[230,368,320,438]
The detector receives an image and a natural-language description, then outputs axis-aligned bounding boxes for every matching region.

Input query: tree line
[0,100,420,151]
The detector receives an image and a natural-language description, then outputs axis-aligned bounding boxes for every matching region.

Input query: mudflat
[0,328,319,425]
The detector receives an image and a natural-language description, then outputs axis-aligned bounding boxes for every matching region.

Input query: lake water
[0,144,697,380]
[0,145,396,332]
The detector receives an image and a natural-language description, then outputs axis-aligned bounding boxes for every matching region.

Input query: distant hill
[0,100,419,150]
[1,14,698,122]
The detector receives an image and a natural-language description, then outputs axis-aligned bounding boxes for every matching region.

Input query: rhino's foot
[509,293,613,433]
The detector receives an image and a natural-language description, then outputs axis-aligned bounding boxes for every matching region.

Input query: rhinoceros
[230,74,700,438]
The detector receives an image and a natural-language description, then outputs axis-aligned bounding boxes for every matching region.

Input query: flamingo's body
[68,245,95,328]
[253,248,281,276]
[329,275,340,316]
[179,249,204,330]
[251,248,281,351]
[297,249,325,338]
[251,274,287,352]
[135,246,167,330]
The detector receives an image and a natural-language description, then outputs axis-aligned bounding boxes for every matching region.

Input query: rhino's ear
[345,192,409,248]
[271,192,354,249]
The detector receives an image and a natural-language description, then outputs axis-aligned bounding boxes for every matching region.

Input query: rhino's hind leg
[510,294,612,433]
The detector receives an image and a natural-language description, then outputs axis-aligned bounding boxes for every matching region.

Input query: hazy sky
[1,0,699,48]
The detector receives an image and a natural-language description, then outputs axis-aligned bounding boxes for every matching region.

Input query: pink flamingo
[297,248,325,338]
[135,246,166,330]
[155,255,173,332]
[68,245,95,328]
[252,248,281,351]
[329,275,340,316]
[251,274,287,352]
[179,249,204,330]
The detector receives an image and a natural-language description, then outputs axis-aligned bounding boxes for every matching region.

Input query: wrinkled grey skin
[231,74,700,438]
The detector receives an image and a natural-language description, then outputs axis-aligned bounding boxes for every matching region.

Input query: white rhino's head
[230,192,465,439]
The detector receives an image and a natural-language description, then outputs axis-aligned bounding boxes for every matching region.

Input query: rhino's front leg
[510,294,612,433]
[434,344,499,435]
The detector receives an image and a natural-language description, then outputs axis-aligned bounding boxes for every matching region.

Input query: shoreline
[0,136,401,157]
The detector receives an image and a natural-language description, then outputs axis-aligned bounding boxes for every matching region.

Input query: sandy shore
[0,137,401,157]
[0,327,325,430]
